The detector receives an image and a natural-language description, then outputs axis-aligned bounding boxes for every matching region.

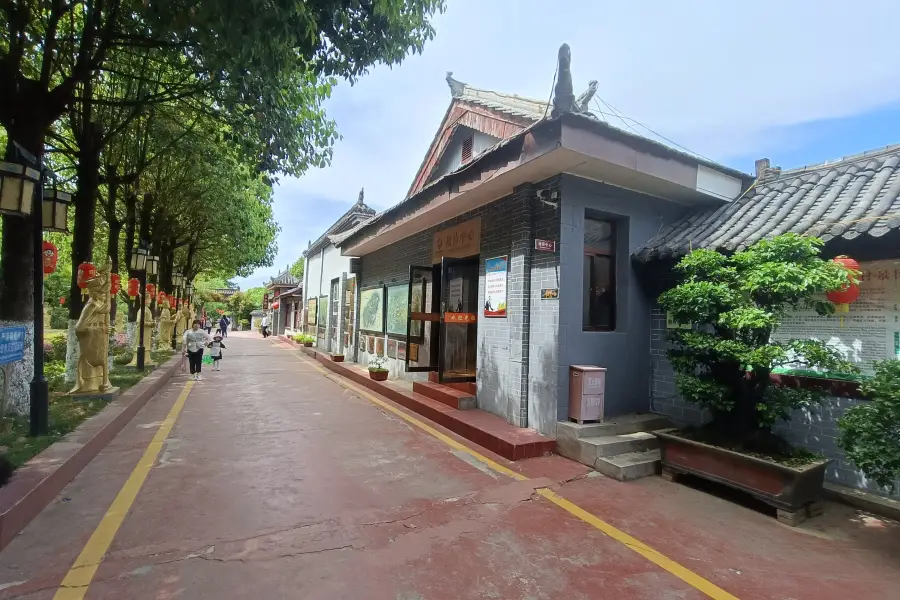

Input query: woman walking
[182,319,211,381]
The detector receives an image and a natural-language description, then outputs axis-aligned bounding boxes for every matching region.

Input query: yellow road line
[53,381,195,600]
[290,351,739,600]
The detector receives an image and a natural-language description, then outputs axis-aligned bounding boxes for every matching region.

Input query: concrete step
[556,431,658,466]
[413,381,476,410]
[594,449,661,482]
[557,414,671,440]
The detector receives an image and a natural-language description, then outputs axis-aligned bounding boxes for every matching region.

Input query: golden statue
[176,303,191,338]
[158,304,174,348]
[130,293,155,366]
[70,262,114,395]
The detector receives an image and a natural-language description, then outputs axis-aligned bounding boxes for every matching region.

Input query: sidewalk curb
[0,355,181,551]
[823,482,900,522]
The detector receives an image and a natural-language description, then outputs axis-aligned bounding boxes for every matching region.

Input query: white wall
[305,252,324,298]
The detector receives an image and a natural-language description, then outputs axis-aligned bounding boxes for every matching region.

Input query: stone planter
[332,355,344,363]
[654,428,830,526]
[302,342,313,347]
[368,369,388,381]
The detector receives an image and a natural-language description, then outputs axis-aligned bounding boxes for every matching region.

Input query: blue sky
[235,0,900,288]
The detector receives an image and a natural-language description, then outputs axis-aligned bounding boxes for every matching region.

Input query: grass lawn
[1,349,175,471]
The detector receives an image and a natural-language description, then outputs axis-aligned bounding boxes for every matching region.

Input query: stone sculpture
[551,43,576,118]
[129,293,155,366]
[70,262,114,395]
[158,304,174,348]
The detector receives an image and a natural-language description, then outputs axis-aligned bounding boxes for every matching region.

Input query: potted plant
[656,234,857,525]
[838,360,900,496]
[331,353,345,363]
[368,355,389,381]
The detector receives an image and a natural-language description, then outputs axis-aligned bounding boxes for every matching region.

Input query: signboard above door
[433,217,481,263]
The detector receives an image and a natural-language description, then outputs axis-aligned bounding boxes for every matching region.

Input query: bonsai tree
[659,234,857,456]
[838,360,900,492]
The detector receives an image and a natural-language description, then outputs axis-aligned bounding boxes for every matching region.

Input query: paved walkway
[0,333,897,599]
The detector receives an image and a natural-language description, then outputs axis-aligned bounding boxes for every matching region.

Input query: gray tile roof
[635,144,900,262]
[268,269,299,287]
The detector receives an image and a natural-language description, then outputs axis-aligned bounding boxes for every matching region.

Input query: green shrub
[45,333,67,362]
[838,360,900,492]
[659,234,857,454]
[113,349,134,365]
[49,306,69,330]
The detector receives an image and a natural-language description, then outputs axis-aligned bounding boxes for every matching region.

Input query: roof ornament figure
[356,187,365,206]
[576,80,598,113]
[445,72,466,98]
[551,44,576,118]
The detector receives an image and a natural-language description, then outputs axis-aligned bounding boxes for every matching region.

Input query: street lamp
[0,161,40,216]
[1,144,71,436]
[171,271,183,350]
[185,282,193,304]
[42,180,71,233]
[130,246,149,370]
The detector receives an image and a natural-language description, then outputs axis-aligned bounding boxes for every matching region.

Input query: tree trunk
[67,122,103,320]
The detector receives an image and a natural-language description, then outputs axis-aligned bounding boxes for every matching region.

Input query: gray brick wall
[649,301,900,500]
[357,177,561,435]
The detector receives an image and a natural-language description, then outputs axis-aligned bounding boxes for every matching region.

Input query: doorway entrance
[405,256,479,384]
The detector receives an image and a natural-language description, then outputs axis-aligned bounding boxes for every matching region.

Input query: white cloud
[236,0,900,287]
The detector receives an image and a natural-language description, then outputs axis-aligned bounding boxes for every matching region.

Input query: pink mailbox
[568,365,606,424]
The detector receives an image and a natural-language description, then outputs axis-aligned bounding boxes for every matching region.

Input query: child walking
[207,335,226,371]
[182,319,211,381]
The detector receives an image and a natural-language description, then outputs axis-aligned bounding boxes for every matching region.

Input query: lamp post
[130,246,149,370]
[170,271,183,350]
[0,147,70,436]
[185,282,193,306]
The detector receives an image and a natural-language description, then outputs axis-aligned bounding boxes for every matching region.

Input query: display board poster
[484,256,508,318]
[306,298,317,326]
[771,259,900,374]
[360,287,384,333]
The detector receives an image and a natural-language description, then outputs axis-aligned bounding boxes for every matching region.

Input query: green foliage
[659,234,858,436]
[368,355,389,372]
[49,307,69,330]
[290,257,305,280]
[45,334,68,363]
[838,360,900,491]
[292,333,315,344]
[226,287,265,324]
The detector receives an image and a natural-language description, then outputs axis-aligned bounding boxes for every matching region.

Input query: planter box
[332,355,344,363]
[654,428,829,526]
[302,342,313,347]
[368,370,388,381]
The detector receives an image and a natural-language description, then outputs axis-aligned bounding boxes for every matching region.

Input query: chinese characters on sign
[0,327,26,365]
[444,313,477,323]
[484,256,508,317]
[771,259,900,373]
[432,218,481,263]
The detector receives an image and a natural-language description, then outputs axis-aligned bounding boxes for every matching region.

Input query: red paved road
[0,333,896,599]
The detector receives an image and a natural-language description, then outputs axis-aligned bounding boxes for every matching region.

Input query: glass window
[583,217,616,331]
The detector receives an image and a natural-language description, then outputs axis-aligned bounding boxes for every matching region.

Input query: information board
[0,327,25,365]
[771,259,900,373]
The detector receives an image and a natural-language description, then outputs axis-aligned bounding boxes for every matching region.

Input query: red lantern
[146,283,156,299]
[42,241,58,278]
[110,273,121,296]
[272,301,280,310]
[127,278,140,299]
[168,296,176,309]
[157,291,167,305]
[77,263,97,297]
[826,256,861,313]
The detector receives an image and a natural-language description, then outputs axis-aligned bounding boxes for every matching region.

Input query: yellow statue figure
[158,304,174,348]
[177,303,192,338]
[130,293,155,366]
[70,262,114,395]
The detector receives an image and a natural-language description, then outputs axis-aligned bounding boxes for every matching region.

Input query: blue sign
[0,327,26,365]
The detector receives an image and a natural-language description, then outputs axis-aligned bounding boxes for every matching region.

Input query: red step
[299,347,554,461]
[413,380,476,410]
[427,371,477,395]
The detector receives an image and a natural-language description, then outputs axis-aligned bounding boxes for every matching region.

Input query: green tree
[659,234,857,452]
[838,360,900,491]
[290,257,305,280]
